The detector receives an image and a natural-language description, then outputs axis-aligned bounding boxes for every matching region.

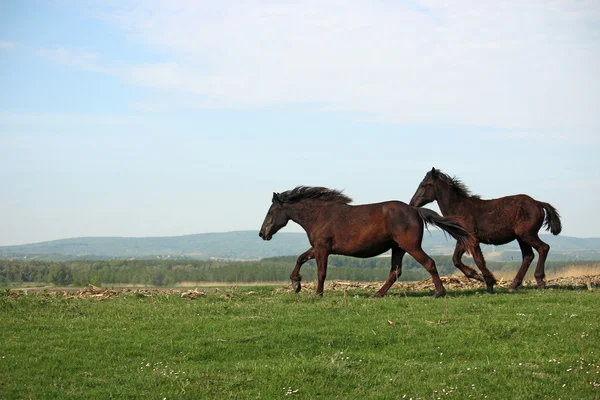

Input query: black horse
[410,168,562,291]
[259,186,476,297]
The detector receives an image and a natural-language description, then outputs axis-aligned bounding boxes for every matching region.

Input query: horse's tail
[415,207,477,254]
[539,202,562,235]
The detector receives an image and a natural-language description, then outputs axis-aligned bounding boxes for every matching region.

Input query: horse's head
[409,167,439,207]
[259,192,289,241]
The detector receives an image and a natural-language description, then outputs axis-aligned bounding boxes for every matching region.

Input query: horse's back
[470,194,546,241]
[325,201,421,257]
[355,200,420,223]
[338,200,416,227]
[350,200,410,209]
[343,200,416,220]
[484,194,545,217]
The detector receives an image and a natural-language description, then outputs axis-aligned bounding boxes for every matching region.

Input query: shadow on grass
[544,284,594,291]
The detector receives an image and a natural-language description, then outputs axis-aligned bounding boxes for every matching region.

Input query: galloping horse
[410,168,562,291]
[259,186,476,297]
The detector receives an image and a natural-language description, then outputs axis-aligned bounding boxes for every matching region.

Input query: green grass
[1,287,599,399]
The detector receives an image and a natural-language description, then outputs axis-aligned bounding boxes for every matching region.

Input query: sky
[0,0,599,246]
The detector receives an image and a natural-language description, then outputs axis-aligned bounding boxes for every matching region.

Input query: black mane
[277,186,353,204]
[434,169,481,199]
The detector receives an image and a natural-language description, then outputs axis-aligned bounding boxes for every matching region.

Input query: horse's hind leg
[523,234,550,288]
[406,247,446,298]
[452,242,484,282]
[373,246,405,297]
[290,248,314,293]
[471,245,497,294]
[510,238,535,291]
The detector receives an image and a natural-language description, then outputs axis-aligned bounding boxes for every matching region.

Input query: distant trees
[51,265,73,286]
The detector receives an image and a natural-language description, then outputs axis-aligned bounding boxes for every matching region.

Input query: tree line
[0,256,595,287]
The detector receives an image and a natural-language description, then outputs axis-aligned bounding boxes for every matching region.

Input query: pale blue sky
[1,0,599,245]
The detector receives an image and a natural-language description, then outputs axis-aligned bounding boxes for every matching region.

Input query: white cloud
[68,1,600,139]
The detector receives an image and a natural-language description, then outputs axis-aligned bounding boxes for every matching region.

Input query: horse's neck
[436,184,469,216]
[285,201,323,232]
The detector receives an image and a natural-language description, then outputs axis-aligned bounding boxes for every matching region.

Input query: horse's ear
[430,167,438,177]
[272,192,281,204]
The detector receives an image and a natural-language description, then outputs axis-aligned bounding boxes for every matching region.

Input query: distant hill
[0,230,599,261]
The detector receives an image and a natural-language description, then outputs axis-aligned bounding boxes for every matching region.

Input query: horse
[258,186,477,297]
[409,168,562,292]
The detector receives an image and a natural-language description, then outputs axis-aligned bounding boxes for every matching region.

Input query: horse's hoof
[292,279,302,293]
[433,290,447,298]
[371,292,384,298]
[510,281,522,292]
[536,280,546,289]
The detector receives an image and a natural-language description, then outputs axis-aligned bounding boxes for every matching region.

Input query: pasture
[1,281,599,399]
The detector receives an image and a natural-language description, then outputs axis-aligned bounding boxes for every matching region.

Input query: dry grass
[105,281,286,289]
[174,280,286,287]
[491,263,600,281]
[12,273,595,300]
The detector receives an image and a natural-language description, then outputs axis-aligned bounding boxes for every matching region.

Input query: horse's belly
[477,228,516,245]
[350,249,391,258]
[332,241,393,258]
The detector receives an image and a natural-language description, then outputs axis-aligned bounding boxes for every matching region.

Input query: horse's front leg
[471,245,497,294]
[290,248,314,293]
[314,249,329,296]
[452,242,485,282]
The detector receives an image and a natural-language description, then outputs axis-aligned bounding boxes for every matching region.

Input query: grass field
[1,285,599,399]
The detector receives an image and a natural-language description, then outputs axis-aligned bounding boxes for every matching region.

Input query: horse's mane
[277,186,353,204]
[433,169,481,199]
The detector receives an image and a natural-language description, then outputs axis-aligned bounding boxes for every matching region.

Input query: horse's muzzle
[258,231,272,241]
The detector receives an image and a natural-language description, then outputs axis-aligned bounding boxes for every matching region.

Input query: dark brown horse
[259,186,476,297]
[409,168,562,292]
